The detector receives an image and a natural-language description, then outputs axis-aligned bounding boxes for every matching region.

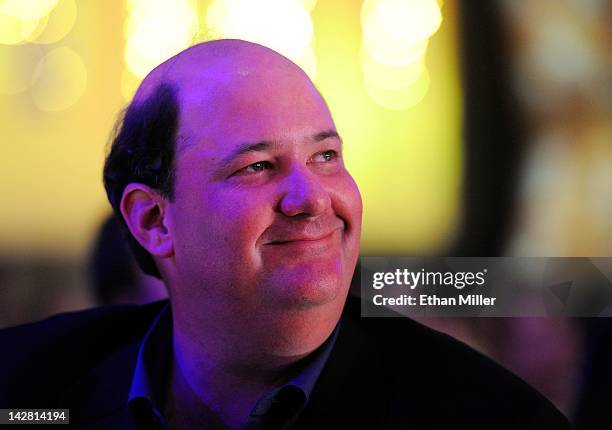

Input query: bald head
[134,40,313,106]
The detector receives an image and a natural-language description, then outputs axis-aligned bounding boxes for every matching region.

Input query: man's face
[164,55,361,335]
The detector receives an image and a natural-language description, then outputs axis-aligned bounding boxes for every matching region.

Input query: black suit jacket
[0,296,570,429]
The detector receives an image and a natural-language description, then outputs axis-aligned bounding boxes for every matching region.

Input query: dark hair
[103,83,180,279]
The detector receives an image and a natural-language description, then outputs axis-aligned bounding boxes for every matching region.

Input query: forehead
[177,68,335,154]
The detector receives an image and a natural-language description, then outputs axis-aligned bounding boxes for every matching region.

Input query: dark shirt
[127,304,339,430]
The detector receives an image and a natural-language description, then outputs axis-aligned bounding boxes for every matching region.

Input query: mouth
[265,222,346,255]
[268,229,337,245]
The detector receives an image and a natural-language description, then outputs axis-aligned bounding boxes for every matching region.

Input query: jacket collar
[61,337,142,429]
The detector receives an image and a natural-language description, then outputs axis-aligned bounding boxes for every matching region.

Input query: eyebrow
[313,129,341,143]
[218,129,342,171]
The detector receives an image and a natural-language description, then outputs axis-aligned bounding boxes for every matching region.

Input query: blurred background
[0,0,610,425]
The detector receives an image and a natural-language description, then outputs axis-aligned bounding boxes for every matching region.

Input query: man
[0,40,570,429]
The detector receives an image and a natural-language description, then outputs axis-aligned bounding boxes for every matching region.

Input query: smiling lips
[263,220,345,249]
[267,228,339,245]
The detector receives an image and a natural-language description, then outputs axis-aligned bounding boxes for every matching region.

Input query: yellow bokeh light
[30,46,87,112]
[0,0,59,20]
[26,0,77,44]
[363,34,429,68]
[124,0,199,78]
[120,68,142,102]
[0,44,45,95]
[361,0,441,67]
[361,49,426,91]
[361,0,442,45]
[0,12,41,44]
[300,0,317,12]
[124,15,197,77]
[124,0,198,36]
[295,44,317,79]
[364,66,430,110]
[24,14,50,41]
[205,0,315,74]
[360,0,442,109]
[205,0,232,36]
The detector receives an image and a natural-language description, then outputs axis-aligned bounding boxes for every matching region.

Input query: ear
[120,183,174,259]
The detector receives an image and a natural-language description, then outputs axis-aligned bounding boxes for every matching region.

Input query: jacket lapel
[61,338,142,430]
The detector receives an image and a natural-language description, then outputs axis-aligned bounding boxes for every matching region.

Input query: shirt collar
[128,302,172,408]
[285,320,340,399]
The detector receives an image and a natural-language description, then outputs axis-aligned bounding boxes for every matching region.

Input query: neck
[166,292,344,429]
[165,302,342,430]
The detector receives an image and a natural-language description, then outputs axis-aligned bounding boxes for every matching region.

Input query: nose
[279,165,331,218]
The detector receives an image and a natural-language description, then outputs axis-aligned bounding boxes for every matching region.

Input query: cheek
[172,186,273,259]
[331,174,363,229]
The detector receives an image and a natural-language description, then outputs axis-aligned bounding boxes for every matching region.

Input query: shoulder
[338,296,571,428]
[0,300,166,407]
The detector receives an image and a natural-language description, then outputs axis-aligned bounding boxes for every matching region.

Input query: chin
[264,261,348,309]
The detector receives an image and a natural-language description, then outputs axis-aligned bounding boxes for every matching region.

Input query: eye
[314,150,338,163]
[234,160,273,176]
